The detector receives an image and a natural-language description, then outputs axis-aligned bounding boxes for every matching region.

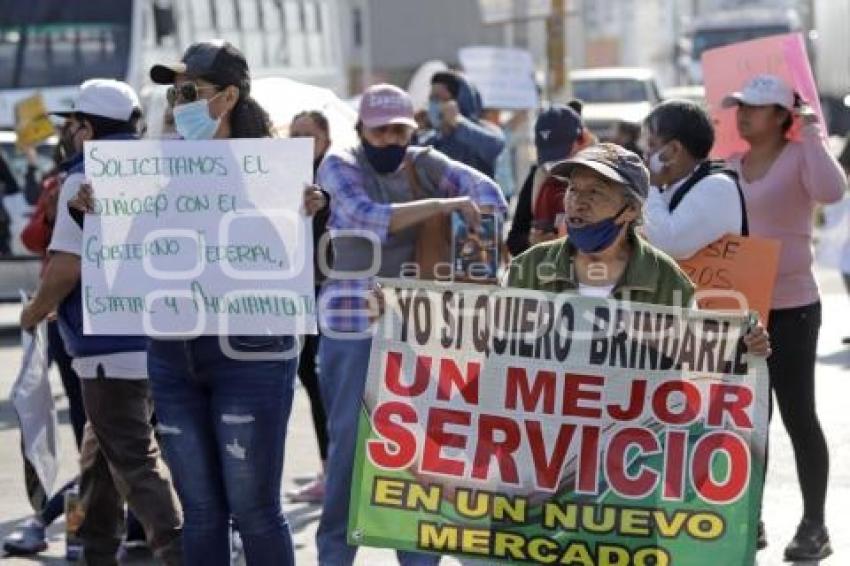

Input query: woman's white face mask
[172,92,224,140]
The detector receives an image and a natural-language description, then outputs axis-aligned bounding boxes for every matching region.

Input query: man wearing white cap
[21,79,183,566]
[316,83,507,565]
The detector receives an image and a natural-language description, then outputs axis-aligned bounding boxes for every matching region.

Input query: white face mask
[648,144,670,175]
[172,94,223,140]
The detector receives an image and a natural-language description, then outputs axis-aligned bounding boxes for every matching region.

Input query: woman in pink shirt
[724,74,847,561]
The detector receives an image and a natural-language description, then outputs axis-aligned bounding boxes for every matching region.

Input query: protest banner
[14,93,55,149]
[678,235,781,324]
[349,279,768,565]
[459,47,539,110]
[81,138,316,336]
[11,312,58,501]
[702,32,824,159]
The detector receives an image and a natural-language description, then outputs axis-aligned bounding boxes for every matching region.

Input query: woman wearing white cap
[723,73,847,560]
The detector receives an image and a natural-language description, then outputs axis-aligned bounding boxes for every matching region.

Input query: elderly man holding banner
[357,143,772,565]
[507,141,768,355]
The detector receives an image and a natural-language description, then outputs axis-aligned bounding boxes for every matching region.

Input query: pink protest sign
[702,33,824,158]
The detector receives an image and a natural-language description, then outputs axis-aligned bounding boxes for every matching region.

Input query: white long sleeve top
[643,167,743,260]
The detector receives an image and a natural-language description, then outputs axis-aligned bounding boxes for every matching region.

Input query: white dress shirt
[644,167,743,260]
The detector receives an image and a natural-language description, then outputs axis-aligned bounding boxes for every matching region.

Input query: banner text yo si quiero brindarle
[350,280,768,566]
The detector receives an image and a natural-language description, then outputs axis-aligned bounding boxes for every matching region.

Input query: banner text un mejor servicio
[350,281,768,566]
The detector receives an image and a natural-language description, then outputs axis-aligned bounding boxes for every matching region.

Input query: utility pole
[502,0,519,47]
[546,0,567,100]
[672,0,682,85]
[361,0,373,89]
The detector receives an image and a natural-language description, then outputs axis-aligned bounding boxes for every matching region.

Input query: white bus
[0,0,345,127]
[0,0,345,300]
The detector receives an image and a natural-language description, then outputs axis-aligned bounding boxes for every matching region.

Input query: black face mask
[362,138,407,174]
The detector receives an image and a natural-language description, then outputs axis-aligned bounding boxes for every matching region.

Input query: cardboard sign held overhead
[678,235,781,324]
[702,33,824,159]
[459,46,539,109]
[15,93,55,149]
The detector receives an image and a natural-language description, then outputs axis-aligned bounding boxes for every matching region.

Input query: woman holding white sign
[143,41,319,566]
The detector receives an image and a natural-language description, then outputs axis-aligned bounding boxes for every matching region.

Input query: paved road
[1,269,847,565]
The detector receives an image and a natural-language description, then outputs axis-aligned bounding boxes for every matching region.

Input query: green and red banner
[350,280,768,565]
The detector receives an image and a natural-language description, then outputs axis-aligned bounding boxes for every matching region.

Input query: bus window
[154,2,177,45]
[0,1,132,89]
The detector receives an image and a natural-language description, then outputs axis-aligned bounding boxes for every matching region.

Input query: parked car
[569,67,663,141]
[0,130,56,302]
[663,85,707,108]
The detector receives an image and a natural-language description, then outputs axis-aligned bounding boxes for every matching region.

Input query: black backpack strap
[668,161,713,212]
[719,166,749,236]
[668,160,748,236]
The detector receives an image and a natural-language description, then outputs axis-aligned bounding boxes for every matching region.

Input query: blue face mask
[363,138,408,174]
[173,97,221,140]
[427,99,442,129]
[567,204,629,253]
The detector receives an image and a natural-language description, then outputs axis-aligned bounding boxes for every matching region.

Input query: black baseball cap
[549,142,650,200]
[150,40,250,91]
[535,104,583,165]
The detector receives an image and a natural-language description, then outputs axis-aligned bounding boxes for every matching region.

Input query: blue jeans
[317,336,440,566]
[148,336,297,566]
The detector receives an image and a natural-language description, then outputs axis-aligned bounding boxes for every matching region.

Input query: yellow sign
[15,94,55,148]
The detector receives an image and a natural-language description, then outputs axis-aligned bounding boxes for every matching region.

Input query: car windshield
[572,79,648,103]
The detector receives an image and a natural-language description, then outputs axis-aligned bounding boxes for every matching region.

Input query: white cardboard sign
[459,46,539,109]
[82,138,316,336]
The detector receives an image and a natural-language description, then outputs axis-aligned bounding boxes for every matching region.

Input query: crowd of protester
[2,38,848,565]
